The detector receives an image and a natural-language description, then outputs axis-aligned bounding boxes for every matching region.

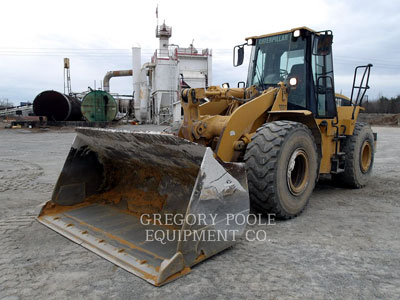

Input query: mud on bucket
[37,128,249,286]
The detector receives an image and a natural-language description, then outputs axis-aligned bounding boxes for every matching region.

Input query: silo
[33,90,82,121]
[81,90,117,122]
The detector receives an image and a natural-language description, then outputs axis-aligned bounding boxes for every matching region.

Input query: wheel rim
[287,149,309,196]
[360,140,372,173]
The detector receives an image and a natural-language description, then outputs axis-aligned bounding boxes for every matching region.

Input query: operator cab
[235,27,336,119]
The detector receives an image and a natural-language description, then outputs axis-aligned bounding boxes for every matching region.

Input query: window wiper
[260,52,267,90]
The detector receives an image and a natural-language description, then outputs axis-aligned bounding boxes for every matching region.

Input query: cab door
[312,32,337,119]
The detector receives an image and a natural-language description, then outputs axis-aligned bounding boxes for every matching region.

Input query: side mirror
[233,45,244,67]
[315,34,333,56]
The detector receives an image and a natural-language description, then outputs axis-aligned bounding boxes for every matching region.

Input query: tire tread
[244,121,317,219]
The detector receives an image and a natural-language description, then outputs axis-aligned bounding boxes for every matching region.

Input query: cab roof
[246,26,317,41]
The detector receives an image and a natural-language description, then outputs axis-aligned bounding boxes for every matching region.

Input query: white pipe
[137,63,156,123]
[132,46,141,101]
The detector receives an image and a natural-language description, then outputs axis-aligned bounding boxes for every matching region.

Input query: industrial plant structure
[30,21,212,125]
[133,22,212,125]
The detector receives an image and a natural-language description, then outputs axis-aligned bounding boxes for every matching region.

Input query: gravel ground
[0,125,399,300]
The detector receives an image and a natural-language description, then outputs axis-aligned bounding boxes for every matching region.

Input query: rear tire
[332,122,375,188]
[244,121,318,219]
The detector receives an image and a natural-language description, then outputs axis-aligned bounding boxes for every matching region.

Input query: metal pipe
[136,63,155,123]
[132,46,141,104]
[103,70,133,92]
[33,90,82,121]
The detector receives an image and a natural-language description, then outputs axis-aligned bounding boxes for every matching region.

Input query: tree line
[0,99,12,109]
[363,96,400,114]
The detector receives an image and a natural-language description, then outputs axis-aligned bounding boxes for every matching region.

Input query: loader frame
[178,27,372,175]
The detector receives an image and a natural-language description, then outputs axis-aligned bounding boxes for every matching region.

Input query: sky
[1,0,399,105]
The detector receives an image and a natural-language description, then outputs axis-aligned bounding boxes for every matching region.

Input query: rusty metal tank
[81,91,117,122]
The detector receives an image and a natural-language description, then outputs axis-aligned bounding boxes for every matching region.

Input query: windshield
[248,33,306,91]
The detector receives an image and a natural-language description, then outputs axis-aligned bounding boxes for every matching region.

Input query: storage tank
[81,90,117,122]
[33,90,82,121]
[115,98,131,115]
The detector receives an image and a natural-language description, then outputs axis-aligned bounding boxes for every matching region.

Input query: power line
[1,47,399,71]
[1,47,398,61]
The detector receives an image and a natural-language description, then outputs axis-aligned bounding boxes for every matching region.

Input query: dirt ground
[0,125,399,299]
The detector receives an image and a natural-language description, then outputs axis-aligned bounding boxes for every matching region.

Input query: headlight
[289,77,298,86]
[247,38,256,46]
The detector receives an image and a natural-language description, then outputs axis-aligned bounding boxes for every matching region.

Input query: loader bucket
[37,128,249,286]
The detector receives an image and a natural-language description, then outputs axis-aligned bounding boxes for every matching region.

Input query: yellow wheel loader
[37,27,375,286]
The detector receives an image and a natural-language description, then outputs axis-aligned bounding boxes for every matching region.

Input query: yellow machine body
[179,83,362,174]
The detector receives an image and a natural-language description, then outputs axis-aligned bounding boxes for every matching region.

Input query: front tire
[244,121,318,219]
